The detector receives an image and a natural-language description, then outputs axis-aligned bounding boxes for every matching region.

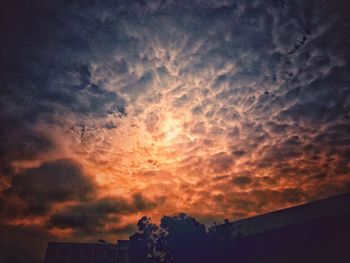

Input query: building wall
[43,241,129,263]
[231,192,350,237]
[186,207,350,263]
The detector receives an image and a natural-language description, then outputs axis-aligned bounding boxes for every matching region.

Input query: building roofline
[231,191,350,236]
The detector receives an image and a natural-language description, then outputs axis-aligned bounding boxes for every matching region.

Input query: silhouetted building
[43,240,129,263]
[197,192,350,263]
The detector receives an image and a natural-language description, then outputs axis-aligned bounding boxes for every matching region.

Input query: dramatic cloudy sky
[1,0,350,261]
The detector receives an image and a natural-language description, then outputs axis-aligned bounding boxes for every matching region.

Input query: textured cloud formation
[1,0,350,262]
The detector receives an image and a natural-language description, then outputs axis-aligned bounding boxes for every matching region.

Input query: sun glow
[161,116,183,143]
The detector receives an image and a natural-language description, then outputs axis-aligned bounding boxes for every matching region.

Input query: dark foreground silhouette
[44,192,350,263]
[129,193,350,263]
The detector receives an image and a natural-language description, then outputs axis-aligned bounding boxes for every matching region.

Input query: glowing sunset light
[1,1,350,261]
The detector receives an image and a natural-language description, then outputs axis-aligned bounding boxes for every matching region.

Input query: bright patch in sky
[1,1,350,259]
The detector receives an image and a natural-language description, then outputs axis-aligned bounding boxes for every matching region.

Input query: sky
[1,0,350,262]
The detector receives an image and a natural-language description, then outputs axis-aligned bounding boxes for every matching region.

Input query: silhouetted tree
[208,219,241,249]
[129,214,241,263]
[158,213,209,262]
[129,216,159,263]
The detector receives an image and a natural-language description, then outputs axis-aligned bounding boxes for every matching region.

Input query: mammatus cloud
[1,0,350,262]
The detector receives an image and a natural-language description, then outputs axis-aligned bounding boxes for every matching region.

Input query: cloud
[209,188,310,219]
[1,0,350,262]
[1,159,94,217]
[121,72,154,101]
[48,193,158,236]
[207,152,234,174]
[232,175,252,187]
[0,115,53,166]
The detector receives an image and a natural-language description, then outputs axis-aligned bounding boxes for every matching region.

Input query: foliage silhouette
[129,214,240,263]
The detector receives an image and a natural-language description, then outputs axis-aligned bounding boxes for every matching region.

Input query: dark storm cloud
[1,1,129,188]
[1,0,128,149]
[0,116,53,177]
[49,193,158,236]
[1,159,94,217]
[109,223,137,236]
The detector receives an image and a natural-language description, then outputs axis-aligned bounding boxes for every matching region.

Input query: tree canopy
[129,213,241,263]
